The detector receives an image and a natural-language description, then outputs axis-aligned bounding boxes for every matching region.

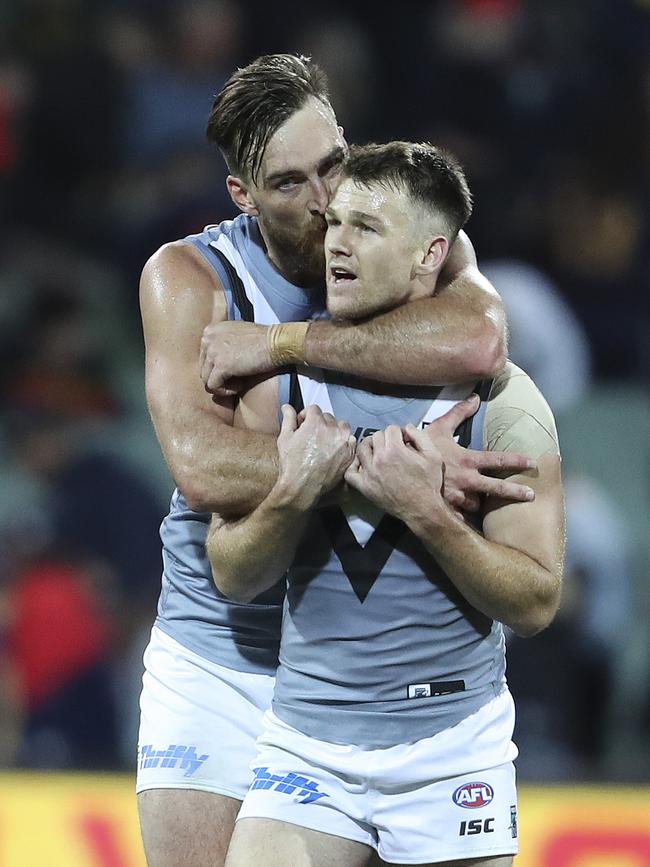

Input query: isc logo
[453,782,494,808]
[459,818,495,836]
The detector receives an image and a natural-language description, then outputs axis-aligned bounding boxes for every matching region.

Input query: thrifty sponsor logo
[138,744,209,777]
[251,767,329,804]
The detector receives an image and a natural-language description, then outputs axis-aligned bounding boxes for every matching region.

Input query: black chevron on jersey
[320,506,407,602]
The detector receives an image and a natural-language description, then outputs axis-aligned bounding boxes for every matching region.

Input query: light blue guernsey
[273,369,507,746]
[155,214,319,674]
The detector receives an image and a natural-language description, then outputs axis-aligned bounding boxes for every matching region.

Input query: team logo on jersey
[251,767,329,804]
[453,782,494,808]
[509,804,518,838]
[138,744,209,777]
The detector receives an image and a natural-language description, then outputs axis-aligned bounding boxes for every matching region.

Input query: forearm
[408,508,560,637]
[206,484,310,603]
[154,409,279,515]
[303,273,506,385]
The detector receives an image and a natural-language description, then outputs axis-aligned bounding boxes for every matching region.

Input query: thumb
[437,393,480,434]
[280,404,298,435]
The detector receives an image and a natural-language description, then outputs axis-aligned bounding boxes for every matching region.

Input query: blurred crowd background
[0,0,648,781]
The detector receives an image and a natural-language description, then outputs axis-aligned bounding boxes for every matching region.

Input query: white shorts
[238,690,519,864]
[136,626,275,800]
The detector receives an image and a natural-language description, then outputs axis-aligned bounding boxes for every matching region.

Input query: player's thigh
[225,817,374,867]
[139,788,241,867]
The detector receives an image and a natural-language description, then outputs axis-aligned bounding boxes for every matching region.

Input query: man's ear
[226,175,259,216]
[414,236,449,276]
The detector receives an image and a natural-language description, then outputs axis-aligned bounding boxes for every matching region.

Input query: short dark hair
[342,142,473,237]
[206,54,331,183]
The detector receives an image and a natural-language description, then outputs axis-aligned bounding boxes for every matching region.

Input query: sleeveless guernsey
[273,369,507,746]
[154,214,321,674]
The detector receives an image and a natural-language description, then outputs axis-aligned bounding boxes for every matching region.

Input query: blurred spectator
[482,259,591,414]
[6,555,118,769]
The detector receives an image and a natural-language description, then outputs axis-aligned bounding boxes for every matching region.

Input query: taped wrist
[267,322,309,367]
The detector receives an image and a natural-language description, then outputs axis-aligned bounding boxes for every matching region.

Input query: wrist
[268,476,318,513]
[405,496,460,539]
[267,322,310,368]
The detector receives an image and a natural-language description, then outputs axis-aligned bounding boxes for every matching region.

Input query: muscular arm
[207,400,355,602]
[345,369,564,636]
[408,452,564,637]
[140,241,278,514]
[200,232,507,392]
[207,482,312,604]
[304,232,506,383]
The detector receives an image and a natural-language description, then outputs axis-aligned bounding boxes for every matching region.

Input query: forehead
[259,97,344,180]
[331,177,412,225]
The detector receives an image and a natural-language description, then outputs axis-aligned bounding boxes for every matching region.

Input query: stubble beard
[266,216,327,290]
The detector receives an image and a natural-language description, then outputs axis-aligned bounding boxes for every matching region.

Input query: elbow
[183,486,213,514]
[175,470,215,513]
[215,575,255,604]
[468,322,507,380]
[509,583,562,638]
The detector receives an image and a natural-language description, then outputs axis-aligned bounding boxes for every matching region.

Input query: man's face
[325,178,425,320]
[248,97,346,288]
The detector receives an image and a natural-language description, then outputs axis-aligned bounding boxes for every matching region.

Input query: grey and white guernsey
[273,368,507,746]
[155,214,321,674]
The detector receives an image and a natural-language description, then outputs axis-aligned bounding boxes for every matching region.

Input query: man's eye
[277,179,300,191]
[360,224,376,234]
[326,217,340,227]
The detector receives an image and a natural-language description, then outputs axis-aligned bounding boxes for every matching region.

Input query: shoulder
[141,239,218,296]
[484,361,559,457]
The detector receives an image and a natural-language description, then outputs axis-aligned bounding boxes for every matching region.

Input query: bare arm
[346,429,564,638]
[140,241,278,514]
[199,231,506,392]
[207,404,355,602]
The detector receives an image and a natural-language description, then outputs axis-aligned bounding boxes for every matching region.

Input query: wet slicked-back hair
[206,54,331,183]
[343,142,473,237]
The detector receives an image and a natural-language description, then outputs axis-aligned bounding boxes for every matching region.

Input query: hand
[200,321,273,396]
[274,405,356,511]
[344,426,447,524]
[404,394,536,512]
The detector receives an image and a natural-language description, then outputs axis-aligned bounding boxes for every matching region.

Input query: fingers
[432,394,480,435]
[403,423,439,455]
[384,425,404,448]
[471,474,535,502]
[470,450,537,472]
[345,458,364,492]
[346,456,360,476]
[205,368,226,393]
[355,435,374,469]
[445,489,482,513]
[210,386,238,399]
[280,404,298,435]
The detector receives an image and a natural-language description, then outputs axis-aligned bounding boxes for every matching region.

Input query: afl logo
[453,782,494,809]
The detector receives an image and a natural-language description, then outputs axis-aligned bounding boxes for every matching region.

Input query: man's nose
[326,224,351,256]
[308,178,330,215]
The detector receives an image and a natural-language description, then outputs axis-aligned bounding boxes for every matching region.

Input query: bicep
[140,242,235,447]
[482,452,566,576]
[233,376,282,436]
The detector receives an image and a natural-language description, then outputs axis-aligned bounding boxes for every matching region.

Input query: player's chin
[326,290,363,322]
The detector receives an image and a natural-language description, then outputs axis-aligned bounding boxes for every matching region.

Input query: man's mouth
[329,265,357,284]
